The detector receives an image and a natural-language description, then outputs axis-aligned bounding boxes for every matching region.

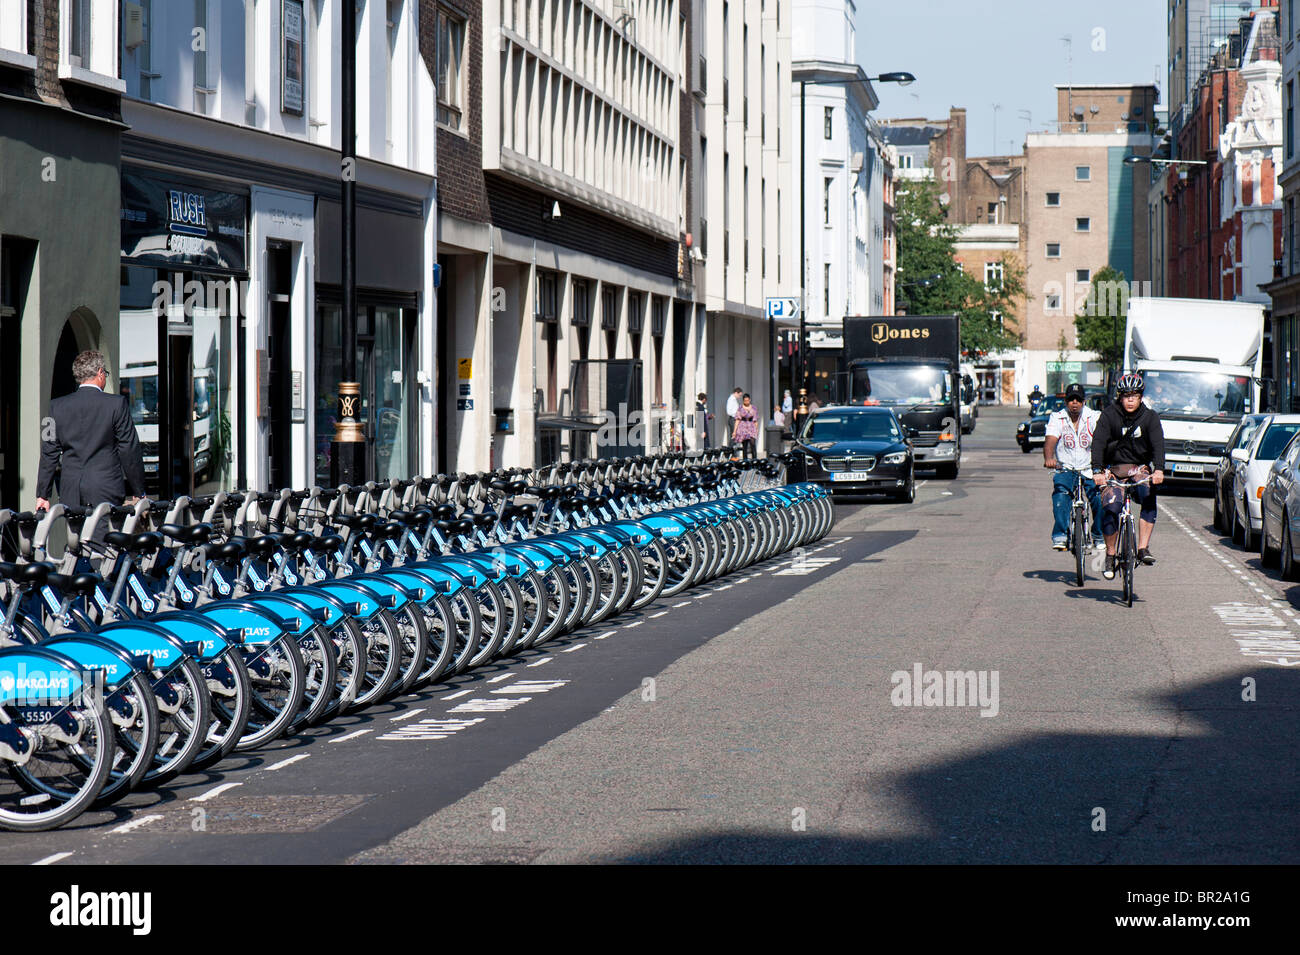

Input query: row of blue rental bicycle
[0,449,832,831]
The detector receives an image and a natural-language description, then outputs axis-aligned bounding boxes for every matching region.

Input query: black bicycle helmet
[1115,373,1144,396]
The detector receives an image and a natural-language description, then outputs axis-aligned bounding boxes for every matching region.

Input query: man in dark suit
[35,350,147,511]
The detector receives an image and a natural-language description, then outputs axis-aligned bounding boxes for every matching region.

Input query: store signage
[282,0,305,115]
[121,170,248,272]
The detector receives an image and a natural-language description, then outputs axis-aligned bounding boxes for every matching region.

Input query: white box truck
[1122,297,1265,483]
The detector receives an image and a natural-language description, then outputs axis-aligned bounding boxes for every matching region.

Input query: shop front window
[316,302,415,485]
[119,266,236,497]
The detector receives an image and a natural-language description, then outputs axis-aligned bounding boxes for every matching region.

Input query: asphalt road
[6,405,1298,864]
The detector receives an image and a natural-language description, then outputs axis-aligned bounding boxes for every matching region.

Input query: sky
[858,0,1169,156]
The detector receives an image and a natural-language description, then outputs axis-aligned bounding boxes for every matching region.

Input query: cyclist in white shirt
[1043,382,1103,550]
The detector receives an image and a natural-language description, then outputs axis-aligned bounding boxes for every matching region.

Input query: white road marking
[388,708,426,722]
[527,655,554,665]
[111,813,164,834]
[649,611,669,618]
[624,621,644,629]
[32,852,74,866]
[330,729,372,743]
[561,643,587,652]
[595,630,618,640]
[487,673,514,683]
[191,782,242,802]
[441,689,472,700]
[264,753,312,770]
[672,602,691,608]
[693,593,711,599]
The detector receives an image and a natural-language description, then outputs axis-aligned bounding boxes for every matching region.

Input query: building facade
[1022,84,1157,399]
[1,0,126,509]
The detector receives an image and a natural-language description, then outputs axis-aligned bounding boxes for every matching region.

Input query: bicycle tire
[389,602,430,696]
[142,656,211,784]
[413,594,458,686]
[236,634,306,750]
[188,649,252,771]
[1122,517,1136,607]
[1072,507,1086,587]
[0,675,116,832]
[352,609,404,708]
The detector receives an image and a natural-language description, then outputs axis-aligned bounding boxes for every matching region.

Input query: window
[0,0,31,62]
[899,153,913,169]
[824,263,831,316]
[1076,269,1090,283]
[984,261,1004,290]
[1075,217,1090,232]
[651,297,666,337]
[987,202,999,225]
[67,0,92,67]
[1045,191,1061,207]
[601,285,619,331]
[824,106,833,139]
[1289,81,1295,159]
[60,0,122,87]
[627,291,644,333]
[572,280,591,327]
[824,178,833,225]
[437,5,466,131]
[536,271,558,322]
[1046,243,1061,258]
[1045,294,1061,311]
[1075,165,1091,181]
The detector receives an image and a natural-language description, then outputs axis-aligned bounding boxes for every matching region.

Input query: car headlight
[882,452,908,465]
[1017,423,1027,432]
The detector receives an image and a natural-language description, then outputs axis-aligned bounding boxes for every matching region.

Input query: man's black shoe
[1137,548,1156,566]
[1103,555,1116,579]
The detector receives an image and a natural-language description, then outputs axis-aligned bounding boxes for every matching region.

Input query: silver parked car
[1258,430,1300,578]
[1229,415,1300,551]
[1213,414,1269,535]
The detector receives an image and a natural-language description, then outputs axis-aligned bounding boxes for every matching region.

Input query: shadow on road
[598,670,1300,864]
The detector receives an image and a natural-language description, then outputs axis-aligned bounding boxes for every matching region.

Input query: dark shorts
[1099,469,1157,535]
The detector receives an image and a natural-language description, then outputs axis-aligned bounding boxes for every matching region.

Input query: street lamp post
[797,70,914,422]
[332,0,364,486]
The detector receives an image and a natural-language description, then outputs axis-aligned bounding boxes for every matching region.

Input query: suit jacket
[36,385,147,507]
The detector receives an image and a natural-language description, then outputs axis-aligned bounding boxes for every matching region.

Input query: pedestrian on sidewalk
[726,386,743,446]
[695,392,713,448]
[36,350,147,517]
[733,393,759,459]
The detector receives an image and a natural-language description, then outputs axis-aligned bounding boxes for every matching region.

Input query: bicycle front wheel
[1072,508,1086,587]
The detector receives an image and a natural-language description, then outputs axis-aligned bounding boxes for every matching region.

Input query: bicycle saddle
[46,571,101,595]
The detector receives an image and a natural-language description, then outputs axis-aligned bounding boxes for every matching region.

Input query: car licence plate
[1173,463,1204,475]
[832,471,870,481]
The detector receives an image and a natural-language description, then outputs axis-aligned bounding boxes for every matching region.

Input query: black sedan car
[1016,394,1067,453]
[792,406,915,502]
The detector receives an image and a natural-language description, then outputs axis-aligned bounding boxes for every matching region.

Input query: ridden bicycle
[1056,468,1095,587]
[1098,470,1153,607]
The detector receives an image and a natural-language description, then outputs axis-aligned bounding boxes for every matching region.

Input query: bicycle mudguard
[518,536,588,562]
[638,515,690,538]
[361,568,450,603]
[313,579,392,619]
[388,562,471,595]
[0,647,91,706]
[417,556,491,589]
[193,600,301,647]
[270,586,354,629]
[32,636,142,692]
[212,593,327,636]
[328,575,415,612]
[560,530,616,556]
[499,541,562,572]
[92,620,202,670]
[454,551,527,581]
[139,612,243,663]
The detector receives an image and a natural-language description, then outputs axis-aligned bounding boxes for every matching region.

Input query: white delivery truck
[1122,297,1265,484]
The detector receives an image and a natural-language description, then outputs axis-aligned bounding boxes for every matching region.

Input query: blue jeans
[1052,471,1102,542]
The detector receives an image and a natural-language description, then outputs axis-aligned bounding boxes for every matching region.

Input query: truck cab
[1123,297,1264,483]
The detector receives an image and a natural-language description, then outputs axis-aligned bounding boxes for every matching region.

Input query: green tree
[1073,265,1129,376]
[894,179,1024,356]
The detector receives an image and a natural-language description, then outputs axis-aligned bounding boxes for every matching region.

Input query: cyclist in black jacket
[1091,373,1166,579]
